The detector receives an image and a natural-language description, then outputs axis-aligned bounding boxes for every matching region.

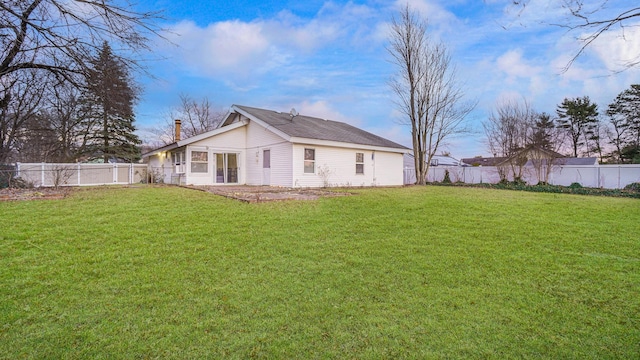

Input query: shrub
[1,165,13,188]
[512,177,526,186]
[569,182,583,189]
[442,170,452,184]
[624,182,640,192]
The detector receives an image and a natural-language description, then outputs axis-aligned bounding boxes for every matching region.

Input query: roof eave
[290,137,410,153]
[142,143,179,158]
[141,120,248,158]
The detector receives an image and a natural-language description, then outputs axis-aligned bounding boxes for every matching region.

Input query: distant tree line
[483,84,640,164]
[0,0,161,164]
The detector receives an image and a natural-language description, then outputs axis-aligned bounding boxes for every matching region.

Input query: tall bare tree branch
[389,5,474,185]
[509,1,640,72]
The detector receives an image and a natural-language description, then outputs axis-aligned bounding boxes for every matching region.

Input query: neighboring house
[462,146,597,167]
[524,157,599,167]
[403,153,462,168]
[143,105,410,187]
[461,156,507,167]
[403,153,464,184]
[461,146,599,184]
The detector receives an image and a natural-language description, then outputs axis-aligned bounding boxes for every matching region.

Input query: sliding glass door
[215,153,238,184]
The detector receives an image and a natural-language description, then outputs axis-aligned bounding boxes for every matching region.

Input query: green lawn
[1,186,638,358]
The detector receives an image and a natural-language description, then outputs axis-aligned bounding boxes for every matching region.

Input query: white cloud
[496,49,542,80]
[397,0,457,27]
[297,100,352,124]
[160,2,384,82]
[588,23,640,72]
[166,20,278,77]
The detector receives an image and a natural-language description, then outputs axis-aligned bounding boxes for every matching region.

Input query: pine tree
[556,96,598,157]
[530,112,555,150]
[607,84,640,163]
[80,42,141,162]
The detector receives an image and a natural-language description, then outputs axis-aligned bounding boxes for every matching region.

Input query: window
[304,148,315,173]
[173,151,185,173]
[356,152,364,174]
[191,151,208,173]
[263,149,270,168]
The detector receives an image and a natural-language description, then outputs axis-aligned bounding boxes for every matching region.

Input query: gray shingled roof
[235,105,409,150]
[526,157,598,166]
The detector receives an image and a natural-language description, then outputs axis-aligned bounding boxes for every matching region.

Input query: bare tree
[45,85,86,162]
[389,5,474,185]
[0,0,162,84]
[483,98,536,158]
[482,98,564,183]
[0,70,47,163]
[152,94,226,145]
[0,1,162,162]
[509,1,640,71]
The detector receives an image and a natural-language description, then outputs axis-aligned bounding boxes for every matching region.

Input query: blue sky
[134,0,640,158]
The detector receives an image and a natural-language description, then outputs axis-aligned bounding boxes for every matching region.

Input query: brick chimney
[174,119,181,141]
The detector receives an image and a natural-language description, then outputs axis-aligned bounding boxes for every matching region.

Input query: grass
[1,185,638,358]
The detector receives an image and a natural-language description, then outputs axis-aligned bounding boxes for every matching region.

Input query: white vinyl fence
[404,164,640,189]
[6,163,148,187]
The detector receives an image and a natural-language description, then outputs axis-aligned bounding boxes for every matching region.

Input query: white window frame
[173,151,185,173]
[191,151,208,173]
[356,152,364,175]
[304,148,315,174]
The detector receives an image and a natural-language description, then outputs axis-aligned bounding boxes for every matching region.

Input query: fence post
[15,162,20,178]
[41,163,45,187]
[113,163,117,183]
[77,163,81,185]
[129,163,133,184]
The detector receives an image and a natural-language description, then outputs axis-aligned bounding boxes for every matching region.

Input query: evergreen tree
[530,112,555,150]
[607,84,640,163]
[81,42,141,162]
[556,96,598,157]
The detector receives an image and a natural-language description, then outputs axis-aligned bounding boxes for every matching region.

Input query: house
[461,146,597,167]
[461,156,507,167]
[460,146,599,184]
[524,157,599,167]
[403,153,463,168]
[143,105,410,187]
[402,153,464,184]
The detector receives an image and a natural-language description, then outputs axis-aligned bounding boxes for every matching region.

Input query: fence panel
[7,163,150,187]
[404,164,640,189]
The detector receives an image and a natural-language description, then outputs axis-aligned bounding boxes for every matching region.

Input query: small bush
[442,170,452,184]
[569,182,583,189]
[0,165,30,189]
[624,182,640,192]
[512,177,526,186]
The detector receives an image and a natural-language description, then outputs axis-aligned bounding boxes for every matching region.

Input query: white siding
[372,151,405,186]
[291,143,404,188]
[184,126,247,185]
[244,120,293,187]
[147,153,173,183]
